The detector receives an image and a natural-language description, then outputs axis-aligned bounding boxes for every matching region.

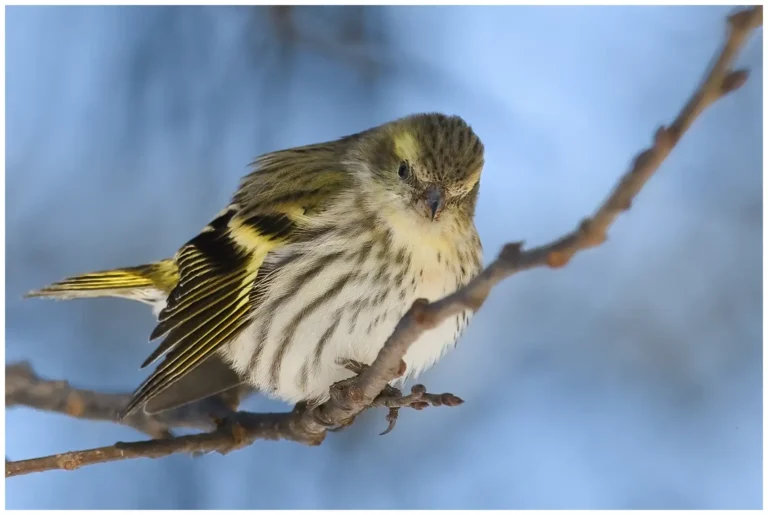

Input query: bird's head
[347,113,485,227]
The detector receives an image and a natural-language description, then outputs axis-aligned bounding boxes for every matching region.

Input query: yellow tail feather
[26,260,179,304]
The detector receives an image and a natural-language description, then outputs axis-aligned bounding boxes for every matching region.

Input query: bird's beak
[425,185,444,221]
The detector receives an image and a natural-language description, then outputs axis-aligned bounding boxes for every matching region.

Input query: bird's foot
[372,384,466,435]
[338,358,407,378]
[318,359,460,435]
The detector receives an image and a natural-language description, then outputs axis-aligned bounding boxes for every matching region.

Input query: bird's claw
[375,384,404,436]
[379,407,399,436]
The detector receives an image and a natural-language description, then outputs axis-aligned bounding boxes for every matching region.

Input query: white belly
[224,226,480,404]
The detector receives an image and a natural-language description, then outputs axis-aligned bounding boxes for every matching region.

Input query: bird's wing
[122,147,353,416]
[121,206,295,415]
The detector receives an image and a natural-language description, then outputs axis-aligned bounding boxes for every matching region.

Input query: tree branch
[5,6,761,478]
[5,362,244,438]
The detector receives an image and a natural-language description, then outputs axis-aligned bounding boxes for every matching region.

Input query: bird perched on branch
[28,113,485,417]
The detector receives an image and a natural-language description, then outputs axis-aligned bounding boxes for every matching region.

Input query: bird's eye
[397,161,410,180]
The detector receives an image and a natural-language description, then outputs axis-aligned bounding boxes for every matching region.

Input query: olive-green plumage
[28,113,485,417]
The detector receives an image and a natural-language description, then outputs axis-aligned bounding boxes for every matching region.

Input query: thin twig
[5,362,244,439]
[5,6,761,479]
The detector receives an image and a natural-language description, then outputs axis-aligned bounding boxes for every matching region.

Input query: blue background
[5,6,762,509]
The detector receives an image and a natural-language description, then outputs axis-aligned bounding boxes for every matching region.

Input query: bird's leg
[305,363,370,431]
[338,358,407,382]
[322,361,367,431]
[339,359,369,375]
[335,358,410,435]
[310,359,462,435]
[336,359,406,400]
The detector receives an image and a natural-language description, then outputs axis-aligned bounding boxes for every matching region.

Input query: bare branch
[5,6,761,479]
[5,362,246,439]
[5,366,460,476]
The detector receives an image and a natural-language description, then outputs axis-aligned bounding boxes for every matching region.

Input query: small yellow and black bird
[28,113,485,417]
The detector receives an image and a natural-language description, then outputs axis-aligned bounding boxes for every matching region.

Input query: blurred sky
[5,5,763,510]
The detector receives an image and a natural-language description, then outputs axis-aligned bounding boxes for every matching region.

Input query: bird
[27,112,485,418]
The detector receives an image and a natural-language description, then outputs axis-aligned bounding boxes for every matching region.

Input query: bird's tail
[26,260,179,306]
